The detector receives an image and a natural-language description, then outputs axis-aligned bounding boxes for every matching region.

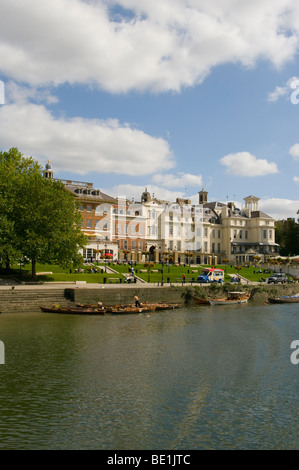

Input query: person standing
[134,294,141,308]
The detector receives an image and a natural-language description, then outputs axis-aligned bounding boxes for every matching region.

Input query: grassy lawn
[111,263,275,283]
[11,262,124,284]
[8,261,276,284]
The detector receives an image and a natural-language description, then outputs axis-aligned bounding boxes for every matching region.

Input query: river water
[0,302,298,450]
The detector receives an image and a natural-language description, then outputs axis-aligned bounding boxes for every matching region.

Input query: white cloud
[294,176,299,184]
[289,144,299,161]
[0,0,299,93]
[267,76,299,102]
[259,198,299,220]
[152,172,203,188]
[220,151,279,176]
[0,101,174,176]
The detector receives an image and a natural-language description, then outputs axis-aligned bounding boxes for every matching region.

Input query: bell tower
[199,187,208,205]
[43,161,54,180]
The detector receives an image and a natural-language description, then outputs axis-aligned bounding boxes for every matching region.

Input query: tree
[0,148,87,277]
[0,148,41,271]
[275,218,299,256]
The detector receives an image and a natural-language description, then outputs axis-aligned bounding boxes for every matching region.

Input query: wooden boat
[40,305,106,315]
[209,291,250,306]
[106,305,156,314]
[267,294,299,304]
[192,296,210,305]
[141,302,181,310]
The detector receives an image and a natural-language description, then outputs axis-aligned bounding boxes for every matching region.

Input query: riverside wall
[0,282,298,313]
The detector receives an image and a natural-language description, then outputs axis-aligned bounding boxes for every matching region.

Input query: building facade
[43,163,279,264]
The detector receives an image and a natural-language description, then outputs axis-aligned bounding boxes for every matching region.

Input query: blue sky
[0,0,299,219]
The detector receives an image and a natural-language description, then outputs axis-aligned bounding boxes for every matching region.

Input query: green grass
[11,262,124,284]
[8,261,276,284]
[111,263,275,283]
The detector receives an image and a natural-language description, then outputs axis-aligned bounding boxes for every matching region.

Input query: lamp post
[104,243,107,272]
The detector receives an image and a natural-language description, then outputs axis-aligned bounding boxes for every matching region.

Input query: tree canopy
[275,217,299,257]
[0,148,87,277]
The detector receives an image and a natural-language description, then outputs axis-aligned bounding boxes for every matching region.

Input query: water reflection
[0,304,298,449]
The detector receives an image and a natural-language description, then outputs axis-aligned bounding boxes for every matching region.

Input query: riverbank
[0,282,298,313]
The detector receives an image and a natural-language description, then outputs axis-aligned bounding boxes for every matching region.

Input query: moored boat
[141,302,181,310]
[267,294,299,304]
[192,296,210,305]
[107,305,156,314]
[40,305,106,315]
[209,291,249,306]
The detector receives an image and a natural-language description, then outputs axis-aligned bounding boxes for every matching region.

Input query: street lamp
[104,243,107,272]
[161,258,164,286]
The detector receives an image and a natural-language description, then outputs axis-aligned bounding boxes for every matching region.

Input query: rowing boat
[40,306,106,315]
[107,306,156,314]
[192,296,210,305]
[267,294,299,304]
[209,291,249,306]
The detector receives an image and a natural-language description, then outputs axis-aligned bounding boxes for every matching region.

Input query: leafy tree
[0,148,41,271]
[0,148,87,277]
[275,217,299,256]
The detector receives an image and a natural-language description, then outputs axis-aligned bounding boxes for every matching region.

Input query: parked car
[268,273,288,284]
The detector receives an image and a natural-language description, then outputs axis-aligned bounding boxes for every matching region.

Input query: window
[124,240,128,249]
[239,230,242,239]
[79,205,83,211]
[204,227,208,237]
[217,243,221,253]
[125,225,128,235]
[245,230,248,239]
[131,241,136,249]
[138,241,143,249]
[233,230,237,239]
[177,241,181,251]
[87,205,92,213]
[269,230,273,239]
[116,224,120,234]
[204,242,208,252]
[169,240,173,250]
[103,222,108,230]
[169,226,173,236]
[211,243,215,253]
[86,219,92,228]
[263,230,267,239]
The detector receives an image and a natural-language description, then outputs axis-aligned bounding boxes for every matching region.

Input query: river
[0,301,298,450]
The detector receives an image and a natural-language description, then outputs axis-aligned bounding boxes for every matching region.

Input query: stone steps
[0,288,74,313]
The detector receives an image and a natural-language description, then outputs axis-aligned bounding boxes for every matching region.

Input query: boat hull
[107,306,156,314]
[209,299,248,306]
[40,306,106,315]
[193,296,210,305]
[268,296,299,304]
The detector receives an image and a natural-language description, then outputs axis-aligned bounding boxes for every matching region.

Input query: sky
[0,0,299,220]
